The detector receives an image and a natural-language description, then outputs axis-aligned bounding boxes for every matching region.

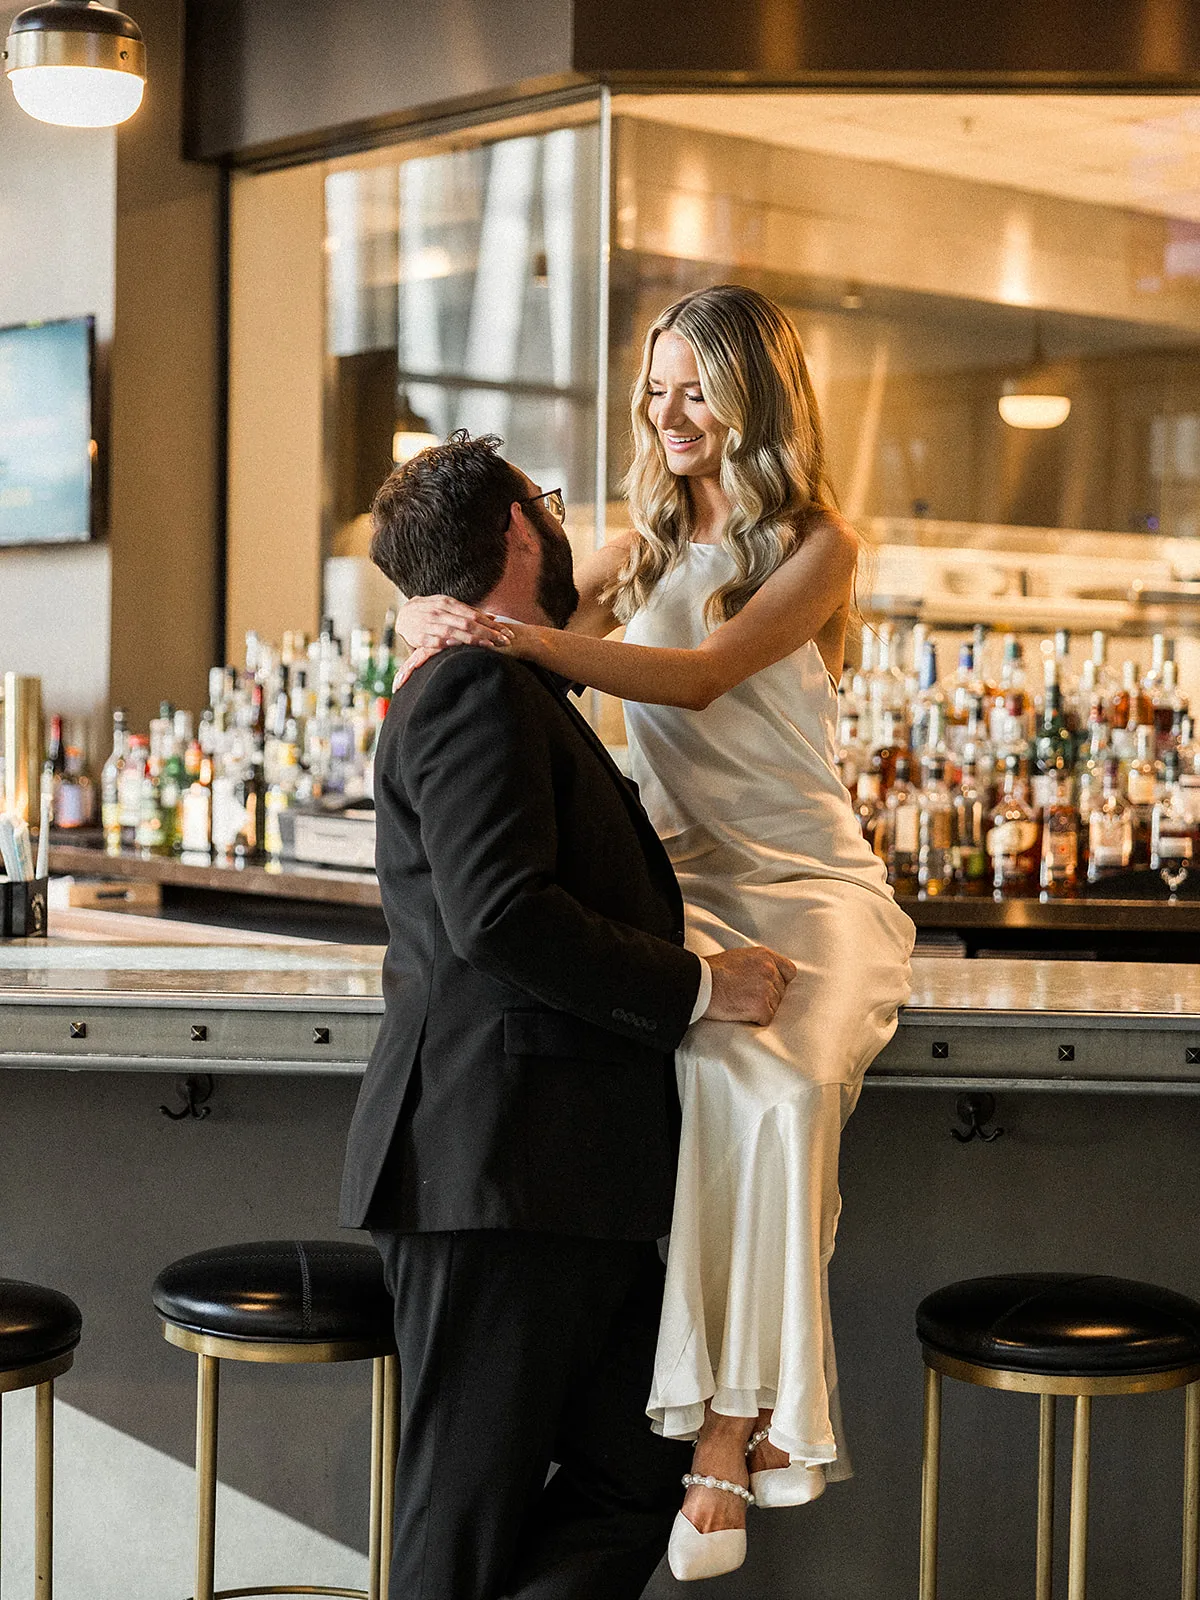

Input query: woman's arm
[394,534,632,653]
[508,514,858,711]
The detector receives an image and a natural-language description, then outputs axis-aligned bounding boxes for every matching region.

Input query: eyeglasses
[521,487,566,524]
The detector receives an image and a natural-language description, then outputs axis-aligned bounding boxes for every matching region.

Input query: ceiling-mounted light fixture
[998,316,1071,431]
[4,1,145,128]
[392,393,439,465]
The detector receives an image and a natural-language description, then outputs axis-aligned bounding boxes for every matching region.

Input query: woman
[397,284,915,1581]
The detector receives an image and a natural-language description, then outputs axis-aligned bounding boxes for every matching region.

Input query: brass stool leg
[368,1359,385,1600]
[1067,1395,1091,1600]
[381,1355,399,1600]
[195,1355,220,1600]
[919,1366,942,1600]
[1037,1394,1056,1600]
[34,1380,54,1600]
[1184,1380,1200,1600]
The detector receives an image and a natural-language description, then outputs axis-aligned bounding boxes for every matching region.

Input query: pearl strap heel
[667,1475,756,1581]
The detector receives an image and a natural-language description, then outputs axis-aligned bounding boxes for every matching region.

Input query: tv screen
[0,316,95,547]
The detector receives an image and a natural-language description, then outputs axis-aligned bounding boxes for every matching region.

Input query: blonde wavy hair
[605,284,837,627]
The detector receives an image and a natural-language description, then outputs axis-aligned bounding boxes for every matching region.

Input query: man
[340,430,793,1599]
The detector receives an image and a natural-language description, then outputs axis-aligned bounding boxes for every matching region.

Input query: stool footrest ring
[191,1586,369,1598]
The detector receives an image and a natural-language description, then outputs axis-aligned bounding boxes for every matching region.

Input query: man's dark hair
[369,430,526,601]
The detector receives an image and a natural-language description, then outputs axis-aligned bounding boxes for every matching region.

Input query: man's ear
[507,503,539,553]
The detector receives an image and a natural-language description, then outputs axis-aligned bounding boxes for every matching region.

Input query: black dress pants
[371,1229,692,1600]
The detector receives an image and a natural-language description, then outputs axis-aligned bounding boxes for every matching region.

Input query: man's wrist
[689,958,713,1024]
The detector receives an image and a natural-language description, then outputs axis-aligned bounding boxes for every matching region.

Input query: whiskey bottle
[1087,758,1133,883]
[987,752,1040,896]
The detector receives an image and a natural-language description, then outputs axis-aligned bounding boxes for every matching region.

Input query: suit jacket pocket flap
[504,1009,662,1067]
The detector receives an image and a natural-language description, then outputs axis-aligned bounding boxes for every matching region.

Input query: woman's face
[646,329,729,480]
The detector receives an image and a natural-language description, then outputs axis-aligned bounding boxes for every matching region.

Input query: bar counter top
[2,910,1200,1090]
[48,841,1200,935]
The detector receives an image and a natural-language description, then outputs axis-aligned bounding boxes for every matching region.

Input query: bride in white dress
[397,284,915,1581]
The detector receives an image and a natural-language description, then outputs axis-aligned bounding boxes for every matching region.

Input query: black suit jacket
[339,647,703,1240]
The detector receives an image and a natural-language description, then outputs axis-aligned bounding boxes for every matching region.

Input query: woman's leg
[680,1404,756,1532]
[747,1408,790,1473]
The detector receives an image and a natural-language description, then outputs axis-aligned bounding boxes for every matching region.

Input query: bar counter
[4,910,1200,1600]
[4,912,1200,1092]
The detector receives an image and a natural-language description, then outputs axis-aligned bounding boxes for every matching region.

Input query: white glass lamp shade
[4,3,146,129]
[998,391,1071,430]
[392,428,440,464]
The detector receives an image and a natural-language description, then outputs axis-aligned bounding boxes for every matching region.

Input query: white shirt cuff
[689,959,713,1024]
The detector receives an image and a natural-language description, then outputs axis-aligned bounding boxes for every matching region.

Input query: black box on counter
[1,877,49,937]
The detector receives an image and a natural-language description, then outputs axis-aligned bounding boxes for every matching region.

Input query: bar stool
[153,1240,399,1600]
[916,1273,1200,1600]
[0,1278,82,1600]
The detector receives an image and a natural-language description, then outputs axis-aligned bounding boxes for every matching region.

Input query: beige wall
[225,163,326,662]
[108,0,222,730]
[0,4,115,760]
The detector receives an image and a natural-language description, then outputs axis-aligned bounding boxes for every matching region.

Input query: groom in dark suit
[341,430,792,1599]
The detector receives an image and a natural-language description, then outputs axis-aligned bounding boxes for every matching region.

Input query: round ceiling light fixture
[4,1,145,128]
[998,387,1072,430]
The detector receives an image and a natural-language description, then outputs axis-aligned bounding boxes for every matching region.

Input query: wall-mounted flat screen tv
[0,316,95,547]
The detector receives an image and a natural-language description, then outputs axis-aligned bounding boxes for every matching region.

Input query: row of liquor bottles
[839,626,1197,895]
[96,617,399,859]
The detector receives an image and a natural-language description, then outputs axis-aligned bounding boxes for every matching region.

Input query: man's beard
[531,508,579,629]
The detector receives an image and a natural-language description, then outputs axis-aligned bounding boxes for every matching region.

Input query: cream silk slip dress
[623,542,916,1475]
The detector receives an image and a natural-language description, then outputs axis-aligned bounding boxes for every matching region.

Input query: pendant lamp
[4,1,145,128]
[392,393,439,465]
[998,317,1071,431]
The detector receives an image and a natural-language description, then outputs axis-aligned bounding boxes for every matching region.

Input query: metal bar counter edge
[1,909,1199,1093]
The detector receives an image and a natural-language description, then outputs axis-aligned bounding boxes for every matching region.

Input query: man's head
[369,430,578,628]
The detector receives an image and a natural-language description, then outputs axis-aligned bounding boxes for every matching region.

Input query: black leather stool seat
[918,1273,1200,1377]
[152,1240,392,1345]
[0,1279,82,1372]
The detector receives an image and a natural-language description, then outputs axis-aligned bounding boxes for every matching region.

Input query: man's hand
[704,946,797,1025]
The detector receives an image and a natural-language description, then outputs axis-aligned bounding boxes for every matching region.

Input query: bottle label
[1128,772,1157,805]
[987,820,1039,856]
[1154,834,1192,861]
[1030,774,1056,811]
[894,806,918,853]
[1042,829,1078,871]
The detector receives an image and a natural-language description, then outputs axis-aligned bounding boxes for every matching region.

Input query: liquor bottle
[903,623,930,705]
[234,754,266,861]
[1039,769,1080,894]
[1154,659,1188,751]
[157,725,187,855]
[989,636,1029,744]
[180,744,213,856]
[1076,721,1110,831]
[1053,629,1079,733]
[53,747,94,828]
[1089,630,1119,704]
[884,756,919,895]
[854,771,886,858]
[1142,634,1167,701]
[368,611,398,724]
[135,728,166,855]
[952,759,990,895]
[118,733,148,849]
[1126,725,1158,866]
[947,641,979,743]
[868,707,910,796]
[836,699,868,794]
[987,752,1040,896]
[100,708,128,855]
[867,626,906,754]
[851,629,876,743]
[917,752,955,895]
[1150,749,1195,871]
[1087,758,1133,883]
[1031,656,1075,816]
[46,714,66,781]
[264,721,302,860]
[909,640,944,760]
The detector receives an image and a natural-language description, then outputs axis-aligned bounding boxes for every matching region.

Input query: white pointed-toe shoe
[667,1474,755,1581]
[745,1430,826,1509]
